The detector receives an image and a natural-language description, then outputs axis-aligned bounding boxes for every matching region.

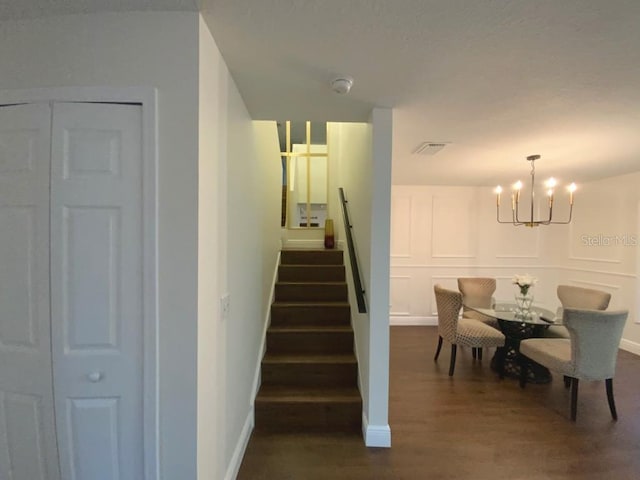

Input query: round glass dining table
[465,303,560,383]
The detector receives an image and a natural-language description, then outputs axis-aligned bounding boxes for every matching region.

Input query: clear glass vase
[515,292,534,320]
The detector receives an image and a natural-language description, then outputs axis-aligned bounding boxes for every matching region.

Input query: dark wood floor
[237,326,640,479]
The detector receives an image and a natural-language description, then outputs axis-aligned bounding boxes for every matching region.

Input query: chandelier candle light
[495,155,577,227]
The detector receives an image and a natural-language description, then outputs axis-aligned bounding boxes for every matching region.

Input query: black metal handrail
[338,188,367,313]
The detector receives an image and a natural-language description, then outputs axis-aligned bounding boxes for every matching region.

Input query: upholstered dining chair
[545,285,612,339]
[458,277,498,360]
[433,285,505,376]
[519,307,628,421]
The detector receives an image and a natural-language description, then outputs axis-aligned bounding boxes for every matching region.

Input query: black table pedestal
[492,319,551,384]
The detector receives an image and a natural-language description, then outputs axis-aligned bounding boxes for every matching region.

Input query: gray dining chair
[457,277,498,360]
[545,285,611,339]
[519,307,628,421]
[433,285,505,376]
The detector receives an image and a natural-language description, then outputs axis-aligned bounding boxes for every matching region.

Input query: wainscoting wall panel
[390,194,412,258]
[431,195,477,258]
[390,179,640,355]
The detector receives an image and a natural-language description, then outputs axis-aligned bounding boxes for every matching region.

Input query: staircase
[255,249,362,433]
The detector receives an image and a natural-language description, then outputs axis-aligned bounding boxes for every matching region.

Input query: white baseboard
[390,316,437,326]
[362,412,391,448]
[620,338,640,356]
[224,408,254,480]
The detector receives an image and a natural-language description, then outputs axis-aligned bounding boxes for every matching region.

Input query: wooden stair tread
[272,301,350,307]
[268,326,352,333]
[256,248,360,433]
[273,301,349,305]
[263,353,357,364]
[256,386,361,403]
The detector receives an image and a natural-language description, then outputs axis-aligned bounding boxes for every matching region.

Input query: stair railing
[338,188,367,313]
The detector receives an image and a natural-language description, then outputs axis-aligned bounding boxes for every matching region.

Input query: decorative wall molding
[390,316,436,326]
[390,194,412,257]
[567,279,621,290]
[431,195,477,259]
[560,266,636,278]
[567,255,622,264]
[390,275,411,315]
[390,264,637,279]
[391,264,557,269]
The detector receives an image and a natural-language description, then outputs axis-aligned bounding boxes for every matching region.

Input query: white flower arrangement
[512,274,537,296]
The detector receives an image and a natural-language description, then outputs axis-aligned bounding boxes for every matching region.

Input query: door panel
[50,102,143,480]
[66,397,120,479]
[63,206,121,351]
[0,103,60,480]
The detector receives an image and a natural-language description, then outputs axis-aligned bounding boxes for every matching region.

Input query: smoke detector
[331,76,354,94]
[412,142,449,155]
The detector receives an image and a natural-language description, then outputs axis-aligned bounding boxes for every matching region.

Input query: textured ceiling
[3,0,640,186]
[201,0,640,187]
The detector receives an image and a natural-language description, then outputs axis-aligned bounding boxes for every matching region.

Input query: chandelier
[495,155,576,227]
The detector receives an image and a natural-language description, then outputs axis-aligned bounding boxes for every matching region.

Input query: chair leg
[434,336,443,361]
[570,378,579,421]
[472,347,477,359]
[478,348,483,361]
[448,344,457,376]
[563,376,571,388]
[606,378,618,420]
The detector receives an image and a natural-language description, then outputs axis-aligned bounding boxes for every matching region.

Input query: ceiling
[3,0,640,187]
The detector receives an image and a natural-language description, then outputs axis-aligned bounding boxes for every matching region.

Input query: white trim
[0,86,159,480]
[390,316,437,326]
[362,412,391,448]
[567,279,621,290]
[567,256,621,264]
[389,263,637,279]
[223,408,255,480]
[620,339,640,357]
[391,264,557,269]
[282,239,324,249]
[251,252,281,400]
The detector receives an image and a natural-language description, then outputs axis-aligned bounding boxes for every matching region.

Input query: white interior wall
[0,12,200,478]
[391,172,640,355]
[198,21,282,480]
[331,109,392,448]
[366,108,392,447]
[197,16,222,480]
[223,68,282,479]
[328,121,371,416]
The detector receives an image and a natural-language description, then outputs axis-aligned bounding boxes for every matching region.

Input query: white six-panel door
[0,103,61,480]
[0,101,143,480]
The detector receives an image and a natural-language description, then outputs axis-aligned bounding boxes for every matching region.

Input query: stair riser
[275,283,348,302]
[267,331,354,355]
[261,362,358,388]
[281,250,343,265]
[270,305,351,327]
[278,265,346,282]
[254,401,361,433]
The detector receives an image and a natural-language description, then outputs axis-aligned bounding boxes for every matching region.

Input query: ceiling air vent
[412,142,448,155]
